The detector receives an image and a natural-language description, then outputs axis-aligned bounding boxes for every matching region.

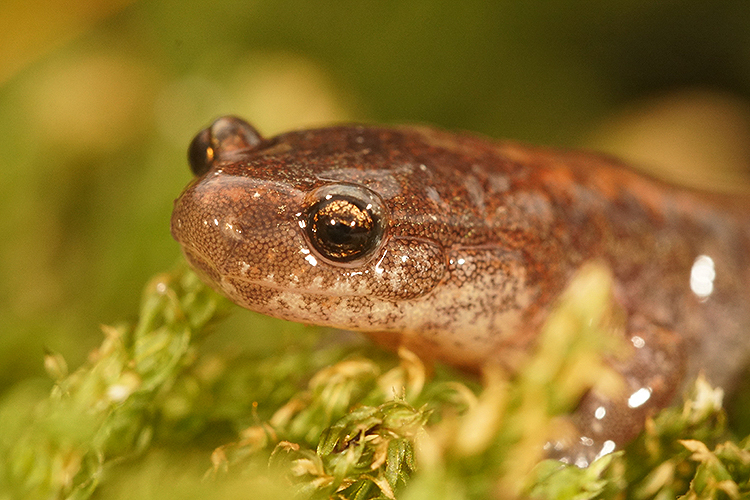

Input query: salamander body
[171,116,750,464]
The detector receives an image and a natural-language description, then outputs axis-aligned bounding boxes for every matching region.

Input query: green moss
[0,263,747,499]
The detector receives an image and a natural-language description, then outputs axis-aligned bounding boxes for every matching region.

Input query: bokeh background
[2,0,750,422]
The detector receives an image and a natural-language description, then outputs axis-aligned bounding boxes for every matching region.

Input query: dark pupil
[308,196,378,261]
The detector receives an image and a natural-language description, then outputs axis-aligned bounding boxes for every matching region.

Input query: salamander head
[171,116,448,331]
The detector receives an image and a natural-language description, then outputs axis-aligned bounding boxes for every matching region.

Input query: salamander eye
[304,185,387,265]
[188,128,213,176]
[187,116,264,176]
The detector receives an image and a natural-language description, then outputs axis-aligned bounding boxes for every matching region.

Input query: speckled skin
[172,117,750,464]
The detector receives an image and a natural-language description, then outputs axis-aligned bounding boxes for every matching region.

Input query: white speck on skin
[690,254,715,300]
[374,251,388,274]
[627,387,652,408]
[594,440,616,461]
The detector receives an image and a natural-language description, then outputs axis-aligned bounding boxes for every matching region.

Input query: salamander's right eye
[303,184,387,266]
[187,116,265,177]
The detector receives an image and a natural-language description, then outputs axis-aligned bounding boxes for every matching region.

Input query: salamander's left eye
[188,128,214,176]
[304,185,387,265]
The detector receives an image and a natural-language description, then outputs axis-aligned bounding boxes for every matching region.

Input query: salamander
[171,116,750,465]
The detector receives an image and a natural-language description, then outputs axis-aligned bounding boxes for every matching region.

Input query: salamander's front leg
[549,314,685,467]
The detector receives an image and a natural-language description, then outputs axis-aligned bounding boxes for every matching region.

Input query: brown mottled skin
[172,116,750,465]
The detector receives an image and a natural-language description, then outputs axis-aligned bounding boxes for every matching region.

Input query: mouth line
[181,243,371,298]
[229,276,373,299]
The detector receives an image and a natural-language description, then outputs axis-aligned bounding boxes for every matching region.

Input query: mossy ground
[1,263,748,499]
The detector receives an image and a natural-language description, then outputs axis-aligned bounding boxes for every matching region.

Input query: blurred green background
[1,0,750,401]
